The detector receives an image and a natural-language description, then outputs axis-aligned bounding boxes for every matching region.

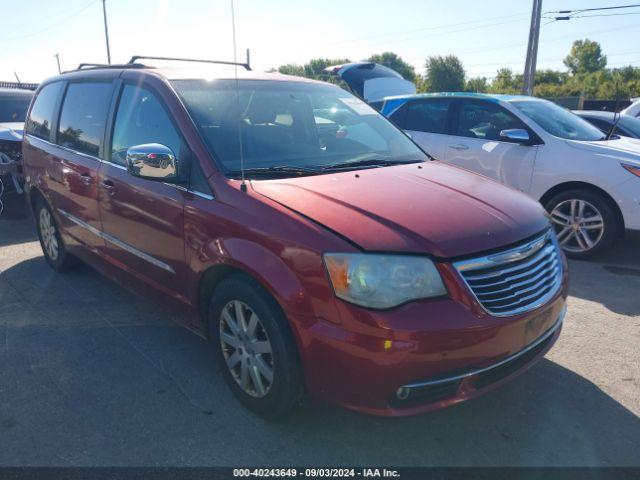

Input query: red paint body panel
[22,67,568,416]
[251,161,549,258]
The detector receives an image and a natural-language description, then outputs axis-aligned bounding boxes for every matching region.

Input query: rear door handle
[449,144,469,151]
[101,179,115,195]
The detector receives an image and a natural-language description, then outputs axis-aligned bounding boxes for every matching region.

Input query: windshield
[511,99,605,141]
[171,79,427,177]
[0,95,32,123]
[619,115,640,137]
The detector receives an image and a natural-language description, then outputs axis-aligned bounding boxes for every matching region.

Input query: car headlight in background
[622,163,640,178]
[323,253,447,309]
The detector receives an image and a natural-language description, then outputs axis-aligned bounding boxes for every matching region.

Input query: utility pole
[522,0,542,96]
[54,53,61,74]
[102,0,111,64]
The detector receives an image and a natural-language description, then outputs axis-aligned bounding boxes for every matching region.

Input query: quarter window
[57,82,113,156]
[402,99,451,134]
[456,101,527,142]
[111,85,183,167]
[25,82,63,141]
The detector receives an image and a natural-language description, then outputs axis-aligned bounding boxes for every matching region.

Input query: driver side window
[110,85,183,167]
[456,101,526,142]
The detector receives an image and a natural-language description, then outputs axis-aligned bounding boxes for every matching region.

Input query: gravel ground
[0,213,638,467]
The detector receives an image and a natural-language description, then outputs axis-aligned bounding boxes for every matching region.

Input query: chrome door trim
[57,208,176,274]
[400,304,566,390]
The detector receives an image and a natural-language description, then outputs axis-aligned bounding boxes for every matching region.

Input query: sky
[1,0,639,83]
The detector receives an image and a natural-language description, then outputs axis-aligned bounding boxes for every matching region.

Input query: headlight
[323,253,446,309]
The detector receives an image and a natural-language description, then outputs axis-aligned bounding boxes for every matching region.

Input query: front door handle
[449,144,469,151]
[101,179,115,196]
[79,173,93,186]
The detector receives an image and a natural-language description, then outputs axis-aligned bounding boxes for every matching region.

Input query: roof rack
[63,63,148,74]
[127,55,251,71]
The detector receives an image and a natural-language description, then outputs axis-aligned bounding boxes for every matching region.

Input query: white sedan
[329,63,640,257]
[383,93,640,258]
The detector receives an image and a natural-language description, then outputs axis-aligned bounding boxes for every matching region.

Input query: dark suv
[22,58,568,417]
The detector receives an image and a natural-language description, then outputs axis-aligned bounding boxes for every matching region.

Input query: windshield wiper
[226,165,322,179]
[321,158,424,172]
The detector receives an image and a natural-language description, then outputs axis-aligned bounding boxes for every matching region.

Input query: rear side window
[110,85,183,166]
[457,101,527,142]
[25,82,63,140]
[402,99,451,134]
[57,82,113,157]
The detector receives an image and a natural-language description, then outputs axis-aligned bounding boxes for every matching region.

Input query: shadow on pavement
[0,255,638,466]
[567,234,640,316]
[0,217,36,249]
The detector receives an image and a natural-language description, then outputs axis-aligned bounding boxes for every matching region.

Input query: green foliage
[273,42,639,101]
[564,39,607,75]
[366,52,417,82]
[423,55,466,92]
[277,58,351,82]
[465,76,488,93]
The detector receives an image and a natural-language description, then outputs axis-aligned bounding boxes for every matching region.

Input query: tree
[465,76,488,93]
[274,58,351,81]
[304,58,351,80]
[490,68,518,94]
[423,55,465,92]
[564,39,607,75]
[277,64,305,77]
[366,52,417,82]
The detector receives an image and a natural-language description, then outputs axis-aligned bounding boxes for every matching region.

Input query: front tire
[208,274,303,418]
[35,198,76,271]
[545,189,619,259]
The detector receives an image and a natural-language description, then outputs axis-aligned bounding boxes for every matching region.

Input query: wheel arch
[539,181,625,232]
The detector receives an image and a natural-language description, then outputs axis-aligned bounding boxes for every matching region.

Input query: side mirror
[126,143,177,181]
[500,129,531,144]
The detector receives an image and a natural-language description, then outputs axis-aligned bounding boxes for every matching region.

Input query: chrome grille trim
[454,230,563,316]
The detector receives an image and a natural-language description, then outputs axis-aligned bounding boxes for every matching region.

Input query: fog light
[396,387,410,400]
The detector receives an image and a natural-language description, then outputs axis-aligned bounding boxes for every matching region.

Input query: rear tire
[35,198,76,272]
[208,274,303,418]
[545,189,619,259]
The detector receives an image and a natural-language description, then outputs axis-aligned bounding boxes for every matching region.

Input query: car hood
[0,122,24,141]
[565,136,640,167]
[251,162,549,258]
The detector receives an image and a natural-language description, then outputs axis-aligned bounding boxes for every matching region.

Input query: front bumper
[616,176,640,231]
[293,276,568,416]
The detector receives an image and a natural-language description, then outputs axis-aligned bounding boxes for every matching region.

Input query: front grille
[454,230,563,316]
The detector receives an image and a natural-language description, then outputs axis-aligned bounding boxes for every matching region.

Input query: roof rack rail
[64,63,148,74]
[127,55,251,71]
[77,63,109,69]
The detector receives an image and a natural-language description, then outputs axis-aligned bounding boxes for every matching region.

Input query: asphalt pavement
[0,214,638,467]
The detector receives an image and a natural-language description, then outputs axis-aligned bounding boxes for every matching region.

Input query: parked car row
[327,62,640,258]
[0,88,33,214]
[21,58,569,418]
[573,110,640,139]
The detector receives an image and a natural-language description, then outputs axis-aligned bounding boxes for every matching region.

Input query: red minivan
[22,58,568,418]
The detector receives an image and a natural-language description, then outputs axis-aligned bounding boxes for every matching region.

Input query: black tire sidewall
[545,189,619,259]
[208,274,302,418]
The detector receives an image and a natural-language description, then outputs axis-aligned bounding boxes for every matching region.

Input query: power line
[289,12,531,53]
[0,0,99,42]
[549,3,640,14]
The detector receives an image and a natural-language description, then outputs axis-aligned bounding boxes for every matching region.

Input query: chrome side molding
[57,208,176,274]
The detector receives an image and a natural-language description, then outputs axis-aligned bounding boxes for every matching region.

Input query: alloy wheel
[39,208,59,261]
[550,199,604,253]
[219,300,274,398]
